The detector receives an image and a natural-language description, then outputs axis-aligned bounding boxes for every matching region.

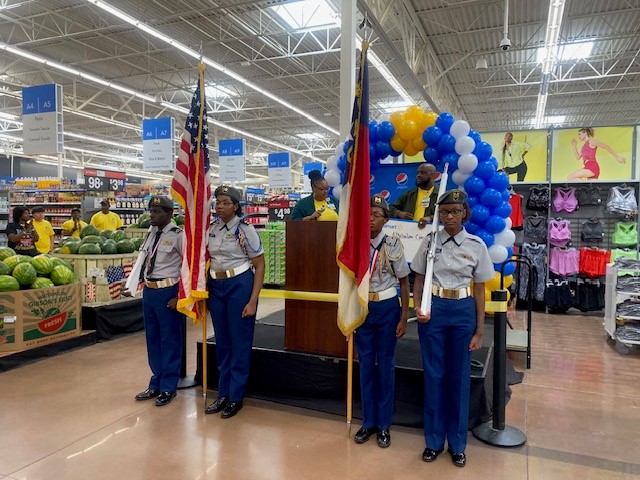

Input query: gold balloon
[390,136,407,152]
[389,111,404,127]
[398,120,418,141]
[411,136,427,152]
[405,104,424,122]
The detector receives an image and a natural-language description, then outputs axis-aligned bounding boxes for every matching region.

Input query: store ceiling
[0,0,639,182]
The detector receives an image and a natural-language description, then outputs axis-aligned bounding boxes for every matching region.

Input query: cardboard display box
[0,282,82,352]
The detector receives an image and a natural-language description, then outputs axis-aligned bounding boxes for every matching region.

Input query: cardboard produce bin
[51,252,139,279]
[0,282,82,352]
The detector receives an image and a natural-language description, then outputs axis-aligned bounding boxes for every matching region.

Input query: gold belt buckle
[214,270,229,279]
[368,292,379,302]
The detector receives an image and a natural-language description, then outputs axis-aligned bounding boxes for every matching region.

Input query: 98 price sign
[84,168,126,192]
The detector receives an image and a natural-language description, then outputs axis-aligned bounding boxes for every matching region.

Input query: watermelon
[174,215,185,226]
[0,247,17,261]
[138,213,150,224]
[61,241,81,254]
[51,258,73,270]
[138,218,151,229]
[51,248,63,254]
[60,237,80,247]
[31,277,55,289]
[0,275,20,292]
[78,243,102,255]
[81,235,105,246]
[126,223,139,229]
[3,255,33,273]
[100,230,114,239]
[110,230,127,242]
[71,274,80,284]
[50,265,75,285]
[116,239,136,254]
[80,224,100,238]
[12,262,38,287]
[131,237,144,251]
[30,255,54,275]
[101,240,118,254]
[0,262,10,276]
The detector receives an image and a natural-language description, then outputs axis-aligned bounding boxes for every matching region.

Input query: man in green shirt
[389,163,439,229]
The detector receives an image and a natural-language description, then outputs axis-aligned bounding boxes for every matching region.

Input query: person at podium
[353,194,410,449]
[291,169,339,221]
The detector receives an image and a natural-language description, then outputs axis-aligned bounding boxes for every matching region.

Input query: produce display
[124,213,184,229]
[0,249,78,292]
[52,225,140,255]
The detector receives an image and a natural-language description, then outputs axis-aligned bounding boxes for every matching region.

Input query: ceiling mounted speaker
[475,58,488,70]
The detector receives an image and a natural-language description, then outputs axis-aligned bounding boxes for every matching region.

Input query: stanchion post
[177,316,197,389]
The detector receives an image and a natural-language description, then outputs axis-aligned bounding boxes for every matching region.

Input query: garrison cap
[214,185,242,203]
[371,194,390,213]
[148,195,174,210]
[437,189,468,205]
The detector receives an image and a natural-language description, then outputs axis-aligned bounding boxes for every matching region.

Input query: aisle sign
[142,117,175,171]
[268,152,292,188]
[83,168,127,192]
[302,162,323,192]
[219,138,246,182]
[22,84,64,155]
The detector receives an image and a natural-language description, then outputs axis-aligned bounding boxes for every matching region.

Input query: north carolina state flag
[336,41,371,336]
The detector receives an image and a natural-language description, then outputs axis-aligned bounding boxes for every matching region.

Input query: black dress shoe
[376,429,391,448]
[155,391,176,406]
[449,450,466,467]
[221,401,243,418]
[421,448,444,462]
[135,388,160,401]
[204,397,228,414]
[354,427,378,444]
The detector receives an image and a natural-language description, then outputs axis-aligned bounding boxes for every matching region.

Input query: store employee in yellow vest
[389,163,439,229]
[31,206,55,254]
[90,199,123,231]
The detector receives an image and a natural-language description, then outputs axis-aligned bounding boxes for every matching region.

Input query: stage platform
[195,318,521,429]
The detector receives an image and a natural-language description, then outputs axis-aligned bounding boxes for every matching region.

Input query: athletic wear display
[552,187,578,213]
[611,221,638,247]
[526,186,550,211]
[549,219,571,248]
[606,185,638,216]
[580,218,604,243]
[523,215,547,240]
[576,186,602,206]
[549,247,580,276]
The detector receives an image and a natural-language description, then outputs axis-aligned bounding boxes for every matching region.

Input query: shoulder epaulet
[239,219,251,226]
[384,234,399,247]
[170,226,183,233]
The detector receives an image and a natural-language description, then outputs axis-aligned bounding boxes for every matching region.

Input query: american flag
[106,263,133,300]
[170,64,212,322]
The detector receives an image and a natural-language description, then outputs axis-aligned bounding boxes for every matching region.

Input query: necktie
[145,231,163,277]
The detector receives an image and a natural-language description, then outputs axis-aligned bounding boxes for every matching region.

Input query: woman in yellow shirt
[291,170,339,221]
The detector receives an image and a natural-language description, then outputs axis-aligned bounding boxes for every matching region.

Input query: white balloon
[325,169,341,187]
[326,155,339,170]
[454,136,475,155]
[494,228,516,247]
[450,120,471,139]
[457,153,478,174]
[452,169,471,186]
[332,184,342,201]
[488,244,508,264]
[505,217,513,230]
[335,143,344,156]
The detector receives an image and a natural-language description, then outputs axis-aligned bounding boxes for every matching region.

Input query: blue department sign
[142,117,175,171]
[22,84,63,155]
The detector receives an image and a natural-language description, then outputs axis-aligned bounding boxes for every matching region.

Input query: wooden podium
[284,220,347,357]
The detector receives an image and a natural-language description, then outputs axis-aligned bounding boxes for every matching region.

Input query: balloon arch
[323,105,516,300]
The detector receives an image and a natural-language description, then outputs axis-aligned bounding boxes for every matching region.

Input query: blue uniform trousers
[355,297,400,430]
[418,296,476,453]
[208,270,256,402]
[143,284,184,393]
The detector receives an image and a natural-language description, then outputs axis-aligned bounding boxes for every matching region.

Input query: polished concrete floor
[2,300,640,479]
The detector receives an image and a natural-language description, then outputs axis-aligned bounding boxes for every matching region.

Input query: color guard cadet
[354,194,410,448]
[411,189,494,467]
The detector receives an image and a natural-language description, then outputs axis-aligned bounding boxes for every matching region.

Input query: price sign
[83,168,127,192]
[268,200,292,221]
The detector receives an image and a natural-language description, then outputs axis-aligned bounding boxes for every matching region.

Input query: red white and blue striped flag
[336,41,371,336]
[171,64,212,322]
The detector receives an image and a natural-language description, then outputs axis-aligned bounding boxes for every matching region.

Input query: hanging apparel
[523,215,547,240]
[611,250,640,276]
[526,186,550,211]
[574,278,605,311]
[549,247,580,276]
[548,219,571,248]
[518,243,546,302]
[508,193,524,230]
[606,186,638,216]
[612,222,638,247]
[581,219,604,243]
[576,186,602,206]
[578,248,610,278]
[544,279,573,312]
[552,187,578,213]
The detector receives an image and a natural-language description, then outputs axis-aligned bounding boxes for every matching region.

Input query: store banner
[219,138,246,182]
[369,163,421,204]
[245,187,266,203]
[142,117,175,171]
[267,152,292,188]
[22,84,63,155]
[83,168,126,192]
[303,162,323,192]
[482,130,548,183]
[551,126,634,182]
[382,219,427,263]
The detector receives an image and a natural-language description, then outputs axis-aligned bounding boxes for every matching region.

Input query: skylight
[536,41,594,64]
[270,0,339,30]
[204,84,236,99]
[297,133,325,140]
[530,115,566,126]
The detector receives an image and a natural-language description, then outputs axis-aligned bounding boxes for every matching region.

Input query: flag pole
[346,333,354,435]
[200,301,208,402]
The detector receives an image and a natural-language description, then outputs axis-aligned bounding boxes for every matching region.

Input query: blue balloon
[441,152,459,171]
[371,155,381,171]
[436,112,455,134]
[435,161,445,173]
[328,187,334,197]
[501,189,511,201]
[488,156,499,170]
[390,148,402,157]
[423,147,439,163]
[473,141,493,161]
[485,215,507,234]
[369,144,378,162]
[476,229,494,248]
[340,171,345,183]
[437,134,456,154]
[322,168,327,176]
[377,121,395,142]
[469,129,482,143]
[465,221,481,234]
[446,177,457,191]
[375,140,392,159]
[480,188,503,208]
[492,200,512,218]
[422,125,443,146]
[368,121,379,143]
[467,195,479,208]
[337,154,347,172]
[464,175,486,195]
[343,140,352,155]
[470,204,490,224]
[496,260,516,276]
[474,160,497,180]
[507,246,514,258]
[488,171,510,191]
